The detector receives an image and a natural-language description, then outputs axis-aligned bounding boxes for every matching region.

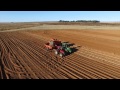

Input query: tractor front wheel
[60,53,64,57]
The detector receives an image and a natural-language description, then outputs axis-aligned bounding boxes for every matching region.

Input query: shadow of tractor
[64,47,78,57]
[68,43,75,47]
[71,47,78,53]
[64,43,81,57]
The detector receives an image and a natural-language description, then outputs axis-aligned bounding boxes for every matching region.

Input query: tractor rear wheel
[54,50,58,55]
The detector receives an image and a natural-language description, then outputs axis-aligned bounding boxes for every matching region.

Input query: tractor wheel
[60,53,64,57]
[55,50,58,55]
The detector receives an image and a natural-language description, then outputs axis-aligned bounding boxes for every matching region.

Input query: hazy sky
[0,11,120,22]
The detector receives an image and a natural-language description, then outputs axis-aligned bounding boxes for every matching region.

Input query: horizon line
[0,21,120,23]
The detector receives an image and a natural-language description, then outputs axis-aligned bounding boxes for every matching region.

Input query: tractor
[54,42,72,57]
[45,39,72,57]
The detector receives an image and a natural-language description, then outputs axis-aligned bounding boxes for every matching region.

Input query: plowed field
[0,29,120,79]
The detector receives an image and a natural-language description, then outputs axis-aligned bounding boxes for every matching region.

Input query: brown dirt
[0,29,120,79]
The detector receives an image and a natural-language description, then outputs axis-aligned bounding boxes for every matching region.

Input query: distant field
[0,22,43,31]
[1,22,120,32]
[25,25,120,30]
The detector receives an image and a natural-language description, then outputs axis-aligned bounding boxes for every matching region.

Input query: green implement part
[62,42,72,53]
[66,47,72,53]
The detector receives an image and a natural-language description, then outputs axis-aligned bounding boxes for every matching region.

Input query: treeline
[59,20,100,23]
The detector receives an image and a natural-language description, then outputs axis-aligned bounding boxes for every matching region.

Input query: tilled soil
[0,29,120,79]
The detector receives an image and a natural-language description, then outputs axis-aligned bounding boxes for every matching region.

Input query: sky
[0,11,120,22]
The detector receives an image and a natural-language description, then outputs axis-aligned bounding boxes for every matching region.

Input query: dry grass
[1,22,120,32]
